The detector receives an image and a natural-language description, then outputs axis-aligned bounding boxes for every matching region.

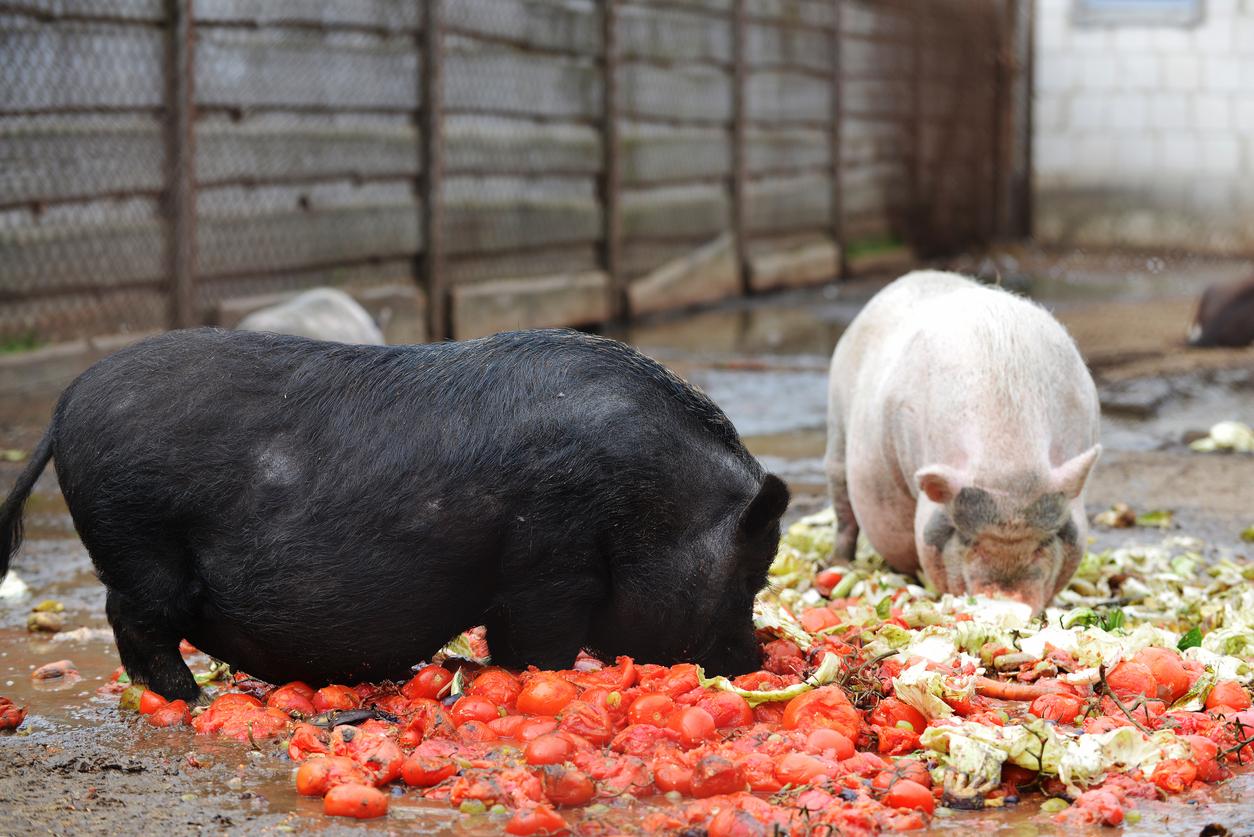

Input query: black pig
[0,328,788,702]
[1189,275,1254,348]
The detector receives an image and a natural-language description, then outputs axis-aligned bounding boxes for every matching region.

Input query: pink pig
[824,271,1101,613]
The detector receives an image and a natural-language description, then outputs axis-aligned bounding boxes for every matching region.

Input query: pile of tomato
[110,599,1254,834]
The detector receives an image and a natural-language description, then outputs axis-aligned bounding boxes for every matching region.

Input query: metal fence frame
[1,0,1032,344]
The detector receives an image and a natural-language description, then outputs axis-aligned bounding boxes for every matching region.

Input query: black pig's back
[50,328,760,684]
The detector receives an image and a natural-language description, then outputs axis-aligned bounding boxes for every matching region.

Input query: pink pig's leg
[824,414,859,565]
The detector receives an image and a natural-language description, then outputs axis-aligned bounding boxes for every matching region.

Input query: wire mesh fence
[0,0,1029,347]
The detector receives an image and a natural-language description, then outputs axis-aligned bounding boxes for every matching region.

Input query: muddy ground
[1,247,1253,835]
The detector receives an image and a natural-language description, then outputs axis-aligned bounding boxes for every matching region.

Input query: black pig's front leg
[483,572,604,670]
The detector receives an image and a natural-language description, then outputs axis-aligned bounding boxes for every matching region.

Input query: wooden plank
[628,233,738,315]
[618,63,732,123]
[445,0,599,56]
[745,20,828,72]
[602,0,625,320]
[842,118,909,164]
[194,0,422,31]
[840,37,912,76]
[620,124,729,185]
[745,70,828,123]
[452,270,610,339]
[843,79,912,119]
[746,173,830,234]
[444,116,601,176]
[195,182,421,277]
[0,213,167,292]
[622,183,729,239]
[443,176,602,255]
[0,115,164,204]
[745,0,834,27]
[746,127,827,174]
[195,27,419,110]
[6,0,166,21]
[0,21,165,111]
[618,3,731,65]
[444,44,601,120]
[196,113,419,184]
[447,244,600,284]
[624,0,732,16]
[747,236,838,292]
[842,1,911,38]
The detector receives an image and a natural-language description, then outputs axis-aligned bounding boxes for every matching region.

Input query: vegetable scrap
[108,509,1254,833]
[1189,420,1254,453]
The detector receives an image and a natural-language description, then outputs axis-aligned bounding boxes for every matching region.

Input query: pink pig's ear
[1052,444,1102,499]
[915,465,967,504]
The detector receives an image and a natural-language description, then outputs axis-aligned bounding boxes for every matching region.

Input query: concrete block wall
[1034,0,1254,252]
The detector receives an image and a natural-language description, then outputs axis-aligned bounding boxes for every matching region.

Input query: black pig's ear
[738,474,790,539]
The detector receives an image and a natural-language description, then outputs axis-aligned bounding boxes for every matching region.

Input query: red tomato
[782,687,861,738]
[295,755,373,796]
[450,695,500,727]
[288,722,329,761]
[627,694,676,727]
[517,677,578,716]
[146,699,190,727]
[876,725,921,756]
[323,783,388,819]
[313,685,361,713]
[696,692,755,729]
[666,706,717,748]
[707,807,769,837]
[1185,734,1224,783]
[400,699,456,746]
[1151,758,1198,793]
[525,733,575,766]
[137,689,169,715]
[639,664,700,698]
[469,668,523,708]
[401,666,454,701]
[800,608,841,633]
[267,683,316,716]
[690,754,746,798]
[401,754,457,787]
[884,778,935,813]
[541,765,596,806]
[573,657,638,691]
[488,715,529,739]
[1134,647,1190,703]
[505,804,569,836]
[558,701,613,746]
[281,680,315,699]
[1105,662,1157,702]
[1030,693,1084,723]
[805,727,855,760]
[610,723,682,757]
[653,758,694,795]
[775,752,831,786]
[870,698,927,734]
[1206,681,1252,711]
[457,720,499,744]
[814,567,844,597]
[517,717,561,741]
[739,752,783,793]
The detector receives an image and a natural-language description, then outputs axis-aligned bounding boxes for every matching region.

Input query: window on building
[1073,0,1203,26]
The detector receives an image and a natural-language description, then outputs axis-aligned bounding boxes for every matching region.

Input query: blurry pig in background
[1188,275,1254,348]
[825,271,1101,613]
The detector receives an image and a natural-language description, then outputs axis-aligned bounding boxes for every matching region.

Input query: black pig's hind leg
[107,590,201,702]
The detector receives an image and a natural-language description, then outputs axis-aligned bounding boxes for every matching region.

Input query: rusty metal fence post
[730,0,749,295]
[421,0,448,340]
[166,0,197,330]
[829,0,847,279]
[601,0,625,322]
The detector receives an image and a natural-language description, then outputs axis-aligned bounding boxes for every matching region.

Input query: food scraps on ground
[104,509,1254,833]
[1189,420,1254,453]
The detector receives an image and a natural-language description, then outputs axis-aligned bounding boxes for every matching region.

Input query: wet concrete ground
[2,247,1253,835]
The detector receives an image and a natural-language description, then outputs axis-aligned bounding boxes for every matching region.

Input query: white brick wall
[1034,0,1254,252]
